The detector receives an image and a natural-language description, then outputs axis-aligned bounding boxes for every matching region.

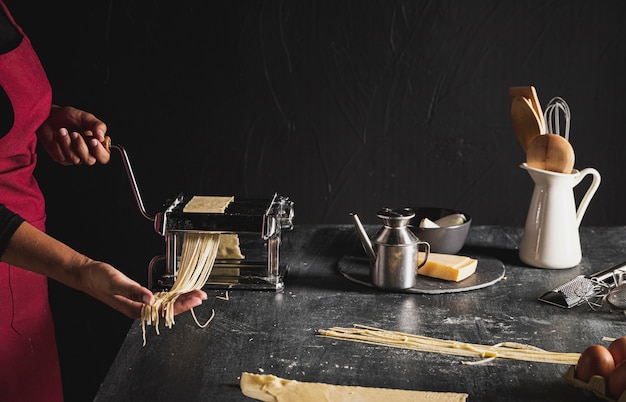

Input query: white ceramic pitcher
[519,163,601,269]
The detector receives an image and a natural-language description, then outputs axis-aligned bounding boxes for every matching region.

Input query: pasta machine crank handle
[103,136,154,222]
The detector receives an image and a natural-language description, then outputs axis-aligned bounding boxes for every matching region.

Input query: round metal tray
[337,255,505,294]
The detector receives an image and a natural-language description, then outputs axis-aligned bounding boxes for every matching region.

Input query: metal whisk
[543,96,571,141]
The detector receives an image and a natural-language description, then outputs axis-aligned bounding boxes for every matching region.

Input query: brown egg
[609,337,626,366]
[576,345,615,382]
[608,360,626,399]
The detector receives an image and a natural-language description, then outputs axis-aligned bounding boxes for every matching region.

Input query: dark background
[5,0,626,400]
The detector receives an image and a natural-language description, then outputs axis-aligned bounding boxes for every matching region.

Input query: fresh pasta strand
[191,308,215,329]
[317,325,580,365]
[141,233,221,346]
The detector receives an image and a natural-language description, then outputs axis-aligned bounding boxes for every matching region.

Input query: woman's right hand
[36,105,111,166]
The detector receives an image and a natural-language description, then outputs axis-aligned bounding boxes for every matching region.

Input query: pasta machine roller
[104,137,294,291]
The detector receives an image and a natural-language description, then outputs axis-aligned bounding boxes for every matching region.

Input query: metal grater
[538,261,626,308]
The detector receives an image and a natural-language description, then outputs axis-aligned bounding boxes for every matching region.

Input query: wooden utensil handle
[102,136,112,153]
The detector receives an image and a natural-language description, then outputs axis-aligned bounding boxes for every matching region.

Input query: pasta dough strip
[141,233,221,345]
[240,372,469,402]
[317,325,580,365]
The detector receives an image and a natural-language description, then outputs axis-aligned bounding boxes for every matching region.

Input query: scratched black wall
[5,0,626,400]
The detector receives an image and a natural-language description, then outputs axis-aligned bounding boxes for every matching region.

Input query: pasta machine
[105,138,294,291]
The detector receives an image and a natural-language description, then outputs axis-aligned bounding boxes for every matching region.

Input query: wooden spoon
[526,133,575,173]
[511,95,543,152]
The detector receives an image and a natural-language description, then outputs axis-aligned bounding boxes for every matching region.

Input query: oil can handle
[102,136,154,222]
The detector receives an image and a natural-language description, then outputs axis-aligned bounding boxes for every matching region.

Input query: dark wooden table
[94,225,626,401]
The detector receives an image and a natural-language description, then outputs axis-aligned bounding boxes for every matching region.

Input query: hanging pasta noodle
[141,232,221,346]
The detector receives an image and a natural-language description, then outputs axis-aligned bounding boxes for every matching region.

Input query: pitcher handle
[574,168,602,227]
[416,241,431,269]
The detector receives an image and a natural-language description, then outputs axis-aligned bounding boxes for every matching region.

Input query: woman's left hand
[36,105,110,166]
[78,259,208,319]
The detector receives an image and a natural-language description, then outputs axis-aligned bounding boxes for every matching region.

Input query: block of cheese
[417,253,477,282]
[240,372,468,402]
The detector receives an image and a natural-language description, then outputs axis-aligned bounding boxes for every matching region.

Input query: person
[0,2,208,401]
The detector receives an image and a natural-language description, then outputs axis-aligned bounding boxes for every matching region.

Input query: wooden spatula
[509,86,545,133]
[510,95,543,152]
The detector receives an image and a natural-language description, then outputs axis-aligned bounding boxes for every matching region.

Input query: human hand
[36,105,111,166]
[2,220,208,319]
[78,260,208,319]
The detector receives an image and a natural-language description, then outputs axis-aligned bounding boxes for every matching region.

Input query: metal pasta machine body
[106,138,294,291]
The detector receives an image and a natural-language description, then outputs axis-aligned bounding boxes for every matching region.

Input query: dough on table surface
[183,195,234,213]
[240,372,468,402]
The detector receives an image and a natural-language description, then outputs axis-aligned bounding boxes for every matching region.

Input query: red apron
[0,2,64,401]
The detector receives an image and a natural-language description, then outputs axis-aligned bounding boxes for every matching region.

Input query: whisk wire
[544,96,571,141]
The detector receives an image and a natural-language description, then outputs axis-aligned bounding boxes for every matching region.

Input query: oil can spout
[351,213,377,264]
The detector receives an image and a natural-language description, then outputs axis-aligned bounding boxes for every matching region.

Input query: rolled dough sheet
[183,195,234,213]
[240,372,468,402]
[217,233,245,259]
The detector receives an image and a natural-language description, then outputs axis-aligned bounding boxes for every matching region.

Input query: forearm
[0,204,24,255]
[1,220,91,290]
[2,215,206,319]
